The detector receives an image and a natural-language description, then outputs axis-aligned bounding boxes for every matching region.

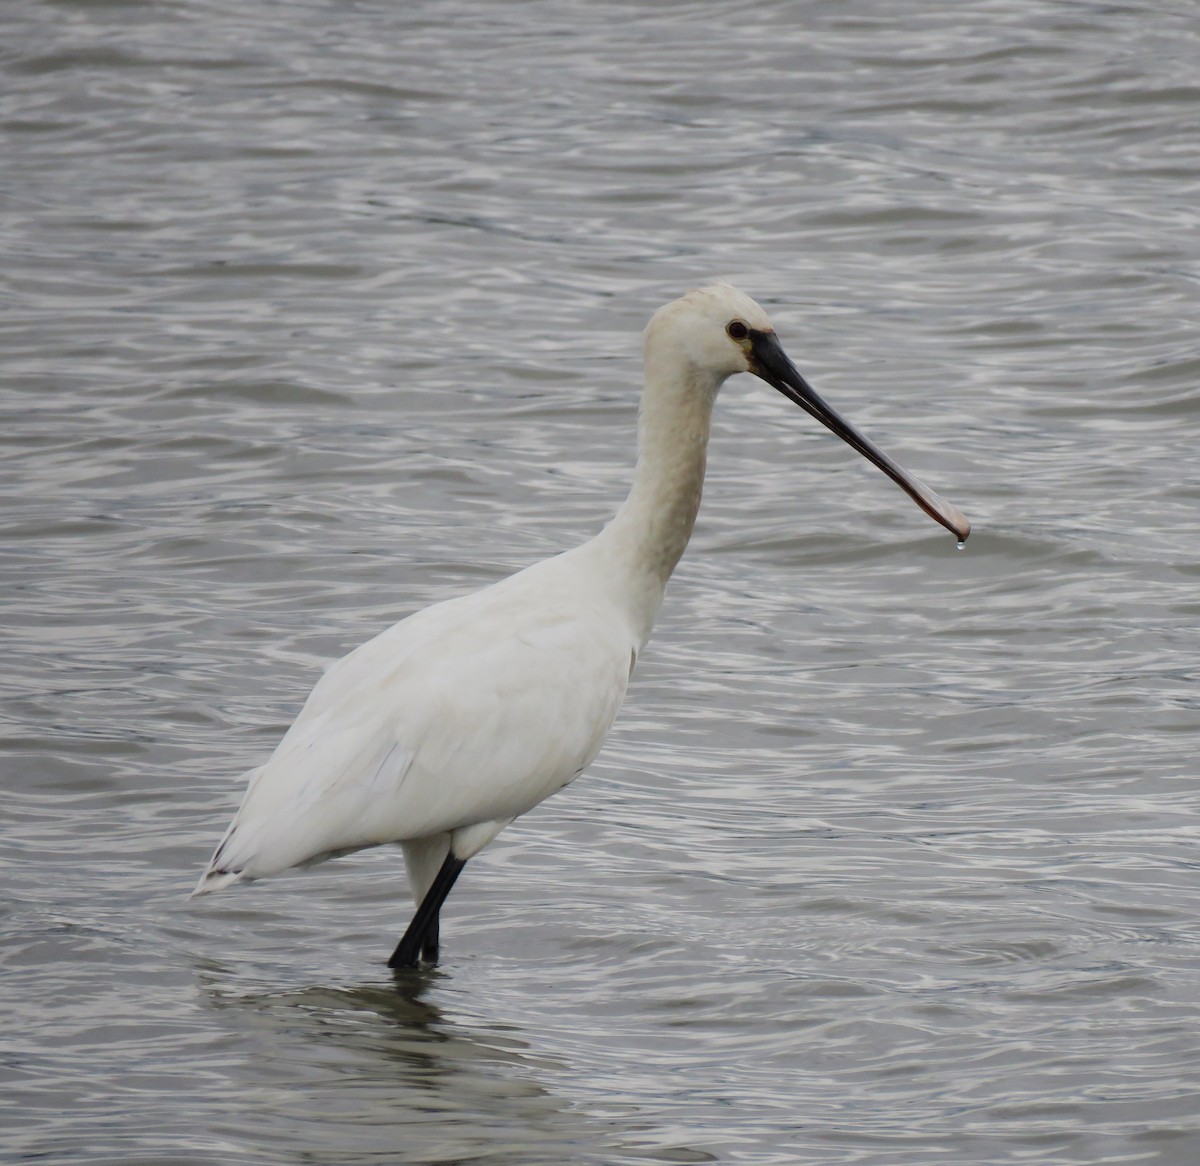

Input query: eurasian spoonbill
[193,283,970,969]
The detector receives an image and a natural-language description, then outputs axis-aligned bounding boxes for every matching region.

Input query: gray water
[3,1,1199,1163]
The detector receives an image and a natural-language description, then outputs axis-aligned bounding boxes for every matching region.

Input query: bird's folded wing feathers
[204,577,637,880]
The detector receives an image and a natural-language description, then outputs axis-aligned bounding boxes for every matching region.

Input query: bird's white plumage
[193,282,967,944]
[196,542,638,893]
[194,283,772,903]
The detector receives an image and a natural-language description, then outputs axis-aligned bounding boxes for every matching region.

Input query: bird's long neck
[592,350,721,643]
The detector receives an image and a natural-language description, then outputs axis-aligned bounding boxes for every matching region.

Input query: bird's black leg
[421,915,439,966]
[388,853,466,970]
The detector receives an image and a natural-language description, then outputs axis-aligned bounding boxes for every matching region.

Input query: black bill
[749,329,970,543]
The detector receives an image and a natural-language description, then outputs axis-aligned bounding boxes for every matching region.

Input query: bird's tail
[190,866,245,898]
[190,819,249,898]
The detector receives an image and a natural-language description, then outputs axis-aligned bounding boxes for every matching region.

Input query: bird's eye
[726,320,749,341]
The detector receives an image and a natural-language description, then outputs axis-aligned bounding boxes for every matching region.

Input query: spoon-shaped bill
[749,330,970,543]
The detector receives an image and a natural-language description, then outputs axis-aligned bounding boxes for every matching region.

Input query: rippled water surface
[4,1,1199,1163]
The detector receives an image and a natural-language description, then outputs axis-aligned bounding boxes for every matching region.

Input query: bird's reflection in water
[193,966,717,1163]
[196,963,554,1105]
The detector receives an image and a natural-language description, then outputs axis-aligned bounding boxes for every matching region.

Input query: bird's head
[644,281,775,381]
[647,282,971,544]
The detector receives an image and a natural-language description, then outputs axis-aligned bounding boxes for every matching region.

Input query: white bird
[193,283,970,969]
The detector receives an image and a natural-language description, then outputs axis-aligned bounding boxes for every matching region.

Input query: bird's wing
[202,565,636,883]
